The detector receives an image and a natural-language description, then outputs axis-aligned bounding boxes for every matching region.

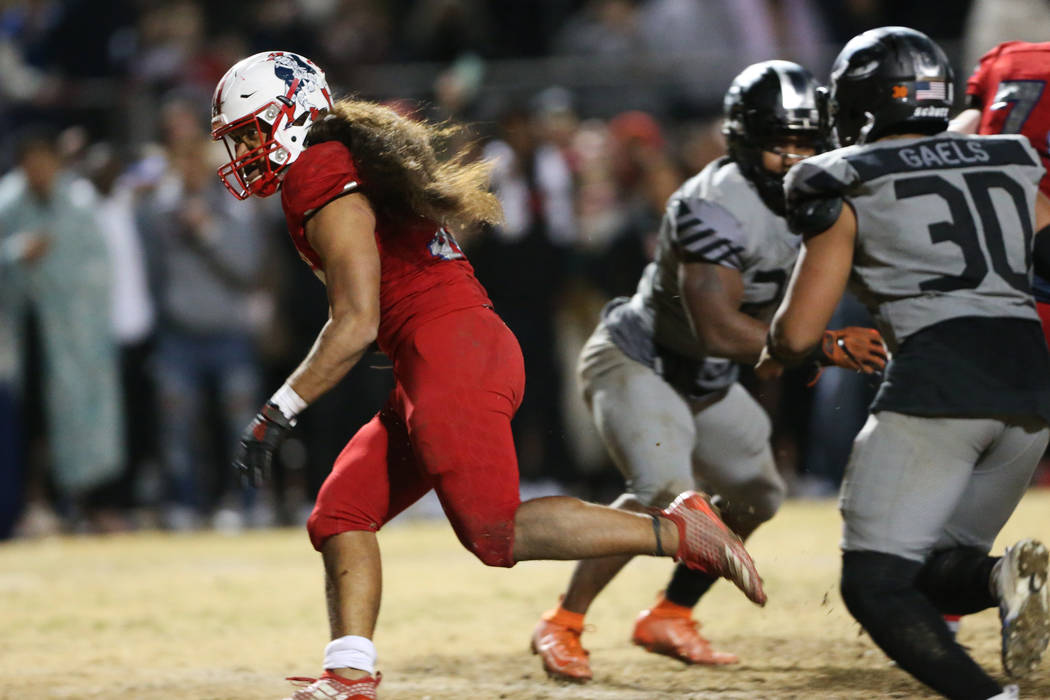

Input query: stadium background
[1,0,1047,534]
[5,2,1050,699]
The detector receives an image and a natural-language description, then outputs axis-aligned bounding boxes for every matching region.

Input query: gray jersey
[605,158,799,398]
[785,132,1044,350]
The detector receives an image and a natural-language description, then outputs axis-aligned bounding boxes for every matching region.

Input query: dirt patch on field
[2,494,1049,699]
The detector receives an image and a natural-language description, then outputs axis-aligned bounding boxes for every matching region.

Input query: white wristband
[269,382,307,420]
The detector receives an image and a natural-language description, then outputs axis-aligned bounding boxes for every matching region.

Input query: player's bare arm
[948,92,984,135]
[231,191,381,487]
[756,204,857,379]
[678,262,768,363]
[286,192,381,405]
[948,108,982,134]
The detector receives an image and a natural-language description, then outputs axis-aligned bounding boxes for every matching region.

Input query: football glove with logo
[804,326,887,386]
[815,326,887,373]
[233,402,296,487]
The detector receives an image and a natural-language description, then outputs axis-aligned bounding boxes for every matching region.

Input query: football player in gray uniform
[531,60,887,683]
[758,27,1050,700]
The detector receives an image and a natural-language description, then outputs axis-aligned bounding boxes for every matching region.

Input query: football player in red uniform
[951,40,1050,348]
[210,52,767,700]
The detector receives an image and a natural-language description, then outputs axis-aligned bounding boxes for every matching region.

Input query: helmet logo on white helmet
[272,53,331,113]
[211,51,333,200]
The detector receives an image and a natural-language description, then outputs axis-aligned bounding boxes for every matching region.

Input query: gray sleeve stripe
[676,211,710,234]
[712,248,744,267]
[678,227,716,247]
[682,242,743,268]
[694,238,744,257]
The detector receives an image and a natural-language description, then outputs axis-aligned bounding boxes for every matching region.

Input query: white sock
[324,635,376,675]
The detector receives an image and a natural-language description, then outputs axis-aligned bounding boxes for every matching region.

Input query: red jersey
[966,40,1050,197]
[280,140,492,354]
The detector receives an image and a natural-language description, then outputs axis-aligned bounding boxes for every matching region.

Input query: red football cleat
[283,671,381,700]
[660,491,766,606]
[530,615,593,682]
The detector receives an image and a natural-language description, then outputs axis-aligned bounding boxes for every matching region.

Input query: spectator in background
[402,0,493,62]
[961,0,1050,81]
[0,227,21,539]
[140,101,269,531]
[0,130,124,533]
[473,100,577,481]
[553,0,663,116]
[640,0,830,69]
[85,143,159,522]
[594,110,680,297]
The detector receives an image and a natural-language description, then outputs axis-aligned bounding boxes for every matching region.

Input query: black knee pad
[840,550,922,624]
[916,546,997,615]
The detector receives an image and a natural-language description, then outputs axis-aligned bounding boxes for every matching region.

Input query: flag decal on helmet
[915,81,947,101]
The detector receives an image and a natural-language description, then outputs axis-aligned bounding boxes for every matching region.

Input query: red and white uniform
[967,41,1050,197]
[967,41,1050,342]
[282,140,525,567]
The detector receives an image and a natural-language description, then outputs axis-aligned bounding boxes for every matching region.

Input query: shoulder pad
[786,196,843,238]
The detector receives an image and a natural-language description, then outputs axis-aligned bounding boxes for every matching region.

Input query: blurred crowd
[2,0,1048,538]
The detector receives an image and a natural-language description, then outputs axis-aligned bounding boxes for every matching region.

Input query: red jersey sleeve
[966,43,1008,106]
[280,140,362,270]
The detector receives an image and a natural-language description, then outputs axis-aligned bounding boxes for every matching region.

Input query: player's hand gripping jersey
[785,131,1050,422]
[280,140,492,354]
[966,40,1050,303]
[603,157,799,399]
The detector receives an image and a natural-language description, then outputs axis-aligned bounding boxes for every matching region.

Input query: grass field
[2,491,1050,700]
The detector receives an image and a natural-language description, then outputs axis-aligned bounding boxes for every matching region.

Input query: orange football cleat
[632,604,739,665]
[660,491,766,606]
[531,614,593,682]
[283,670,381,700]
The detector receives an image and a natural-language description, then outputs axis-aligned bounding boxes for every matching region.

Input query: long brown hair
[304,99,503,231]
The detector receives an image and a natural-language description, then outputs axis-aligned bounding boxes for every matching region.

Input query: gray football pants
[578,324,786,534]
[841,410,1050,562]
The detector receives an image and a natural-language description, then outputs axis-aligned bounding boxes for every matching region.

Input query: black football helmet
[827,26,954,147]
[723,60,826,215]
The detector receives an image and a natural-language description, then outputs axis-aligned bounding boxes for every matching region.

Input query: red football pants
[307,306,526,567]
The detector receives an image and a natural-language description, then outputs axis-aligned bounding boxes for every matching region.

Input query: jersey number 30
[894,171,1033,293]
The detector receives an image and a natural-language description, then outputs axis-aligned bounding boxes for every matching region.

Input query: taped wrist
[806,331,836,367]
[269,382,307,422]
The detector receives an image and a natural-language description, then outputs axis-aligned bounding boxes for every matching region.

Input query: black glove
[233,402,295,487]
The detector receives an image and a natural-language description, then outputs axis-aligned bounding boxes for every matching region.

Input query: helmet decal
[827,27,954,147]
[210,51,333,199]
[270,52,331,114]
[777,67,815,111]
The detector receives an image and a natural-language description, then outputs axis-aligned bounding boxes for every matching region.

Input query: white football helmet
[211,51,333,199]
